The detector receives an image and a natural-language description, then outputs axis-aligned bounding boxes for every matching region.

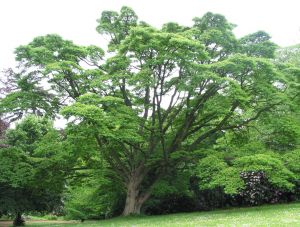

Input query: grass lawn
[17,203,300,226]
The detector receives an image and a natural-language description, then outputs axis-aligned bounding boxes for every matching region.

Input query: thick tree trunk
[122,186,143,215]
[122,170,150,216]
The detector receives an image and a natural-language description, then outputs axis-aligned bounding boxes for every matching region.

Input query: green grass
[26,203,300,227]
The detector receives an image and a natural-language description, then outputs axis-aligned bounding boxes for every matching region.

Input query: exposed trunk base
[122,196,143,216]
[122,181,143,216]
[13,212,24,226]
[122,171,151,216]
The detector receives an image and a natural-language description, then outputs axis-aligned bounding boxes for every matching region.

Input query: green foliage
[62,93,143,144]
[0,147,33,187]
[276,44,300,66]
[0,74,60,121]
[193,12,237,59]
[0,116,67,217]
[65,169,125,220]
[235,154,295,190]
[239,31,277,58]
[282,149,300,178]
[96,6,138,50]
[197,155,243,194]
[144,170,195,215]
[65,186,104,220]
[197,152,296,194]
[0,33,106,121]
[5,116,53,154]
[151,171,191,197]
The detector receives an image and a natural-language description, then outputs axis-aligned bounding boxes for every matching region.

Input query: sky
[1,0,300,71]
[1,0,299,128]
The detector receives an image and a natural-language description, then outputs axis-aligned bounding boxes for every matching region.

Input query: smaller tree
[0,116,69,225]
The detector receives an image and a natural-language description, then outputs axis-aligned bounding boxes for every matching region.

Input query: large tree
[1,7,297,215]
[63,8,291,215]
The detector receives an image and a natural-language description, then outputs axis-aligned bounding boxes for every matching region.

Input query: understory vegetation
[0,6,299,226]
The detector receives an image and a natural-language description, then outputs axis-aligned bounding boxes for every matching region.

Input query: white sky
[1,0,300,71]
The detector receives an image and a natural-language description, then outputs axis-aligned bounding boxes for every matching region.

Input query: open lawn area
[2,202,298,227]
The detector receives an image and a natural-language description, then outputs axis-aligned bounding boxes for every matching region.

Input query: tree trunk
[122,171,150,216]
[122,188,143,215]
[13,212,24,226]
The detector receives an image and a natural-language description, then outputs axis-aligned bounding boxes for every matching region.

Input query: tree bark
[122,187,143,215]
[122,170,149,216]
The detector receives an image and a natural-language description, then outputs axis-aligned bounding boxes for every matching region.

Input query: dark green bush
[145,194,195,215]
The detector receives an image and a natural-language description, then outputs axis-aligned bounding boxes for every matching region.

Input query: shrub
[144,194,195,215]
[234,171,290,205]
